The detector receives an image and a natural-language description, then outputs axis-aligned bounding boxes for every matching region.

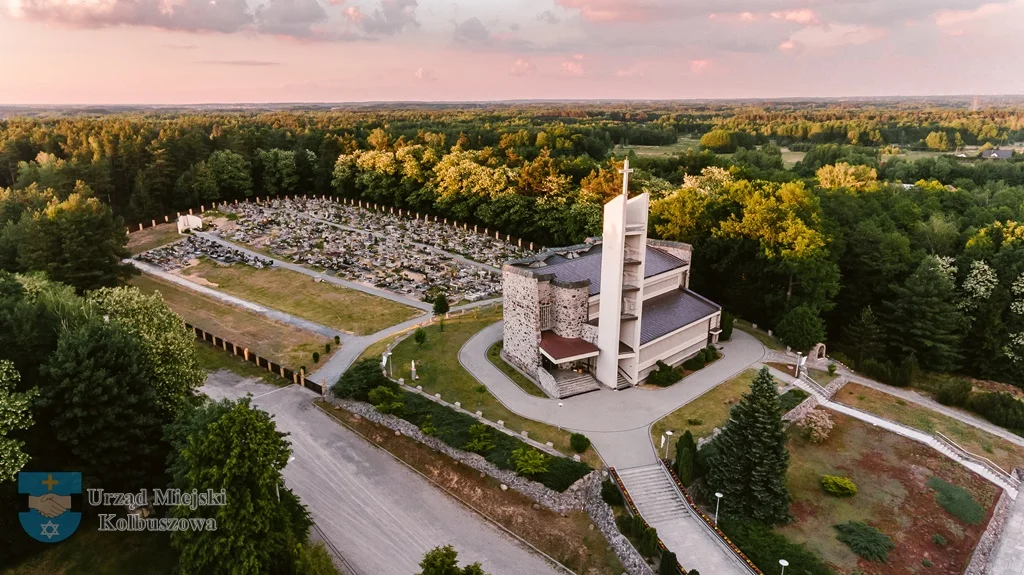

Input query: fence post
[243,348,249,361]
[280,365,285,378]
[300,368,306,387]
[322,380,327,397]
[189,208,193,215]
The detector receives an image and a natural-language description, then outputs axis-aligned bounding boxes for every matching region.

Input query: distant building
[501,159,722,398]
[176,214,203,233]
[979,149,1014,160]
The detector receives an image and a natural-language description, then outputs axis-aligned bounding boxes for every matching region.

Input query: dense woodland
[1,103,1024,394]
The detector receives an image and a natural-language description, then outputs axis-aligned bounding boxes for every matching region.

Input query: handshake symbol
[29,493,72,518]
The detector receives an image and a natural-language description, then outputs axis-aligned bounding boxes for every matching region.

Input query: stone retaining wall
[782,395,820,423]
[822,375,848,400]
[582,478,655,575]
[964,469,1020,575]
[324,394,596,513]
[537,367,561,398]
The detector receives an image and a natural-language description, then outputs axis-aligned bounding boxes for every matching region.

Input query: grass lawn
[3,516,177,575]
[836,383,1024,472]
[130,274,337,369]
[387,309,603,467]
[809,368,838,387]
[314,400,624,575]
[781,148,806,167]
[488,341,548,398]
[180,258,419,336]
[127,223,182,255]
[615,137,701,157]
[735,319,786,350]
[193,340,283,385]
[650,369,756,456]
[781,411,999,575]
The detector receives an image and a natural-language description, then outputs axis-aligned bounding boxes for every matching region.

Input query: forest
[1,101,1023,392]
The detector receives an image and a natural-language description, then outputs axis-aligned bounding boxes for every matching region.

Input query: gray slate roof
[639,289,721,345]
[980,149,1014,159]
[523,243,687,296]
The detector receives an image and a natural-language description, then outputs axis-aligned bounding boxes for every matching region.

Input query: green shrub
[682,354,706,371]
[332,358,396,402]
[834,521,894,562]
[936,378,972,406]
[534,456,592,491]
[414,328,426,347]
[718,519,835,575]
[860,356,918,387]
[334,335,341,344]
[601,479,623,506]
[325,343,331,353]
[931,533,947,546]
[511,447,548,477]
[779,389,809,412]
[368,386,404,415]
[719,312,734,342]
[630,514,645,539]
[966,391,1024,433]
[820,475,857,497]
[922,558,933,568]
[569,432,590,453]
[648,361,683,387]
[312,351,320,363]
[686,417,703,426]
[827,363,837,376]
[463,424,495,454]
[474,385,486,393]
[420,415,437,436]
[775,305,825,352]
[927,476,986,525]
[659,551,680,575]
[641,526,660,557]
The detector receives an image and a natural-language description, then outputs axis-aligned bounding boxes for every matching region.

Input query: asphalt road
[202,371,562,575]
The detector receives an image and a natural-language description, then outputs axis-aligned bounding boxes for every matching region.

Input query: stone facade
[536,367,561,398]
[551,283,589,339]
[583,478,655,575]
[502,268,542,378]
[964,477,1016,575]
[580,322,599,345]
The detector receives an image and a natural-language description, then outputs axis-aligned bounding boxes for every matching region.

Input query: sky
[1,0,1022,104]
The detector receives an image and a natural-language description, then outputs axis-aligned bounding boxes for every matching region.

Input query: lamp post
[662,430,674,459]
[779,559,789,575]
[714,492,724,527]
[557,402,563,430]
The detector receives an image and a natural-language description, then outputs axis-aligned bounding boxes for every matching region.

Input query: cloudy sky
[1,0,1022,104]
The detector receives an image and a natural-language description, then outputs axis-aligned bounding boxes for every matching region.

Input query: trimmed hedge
[965,391,1024,433]
[820,475,857,497]
[570,432,591,453]
[601,479,623,506]
[779,389,809,412]
[719,519,836,575]
[648,361,683,387]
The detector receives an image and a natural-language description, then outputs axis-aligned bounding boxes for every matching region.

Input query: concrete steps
[615,373,631,390]
[555,373,601,398]
[617,464,690,525]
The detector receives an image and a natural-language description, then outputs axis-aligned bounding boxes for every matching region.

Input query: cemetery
[209,197,529,302]
[135,235,274,271]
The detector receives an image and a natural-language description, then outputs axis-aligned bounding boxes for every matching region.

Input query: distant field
[615,137,701,157]
[780,148,806,167]
[129,273,336,369]
[180,259,420,336]
[127,223,181,255]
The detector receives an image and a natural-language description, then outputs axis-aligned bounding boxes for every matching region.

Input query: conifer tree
[883,257,962,372]
[675,429,696,486]
[707,367,790,524]
[842,306,885,367]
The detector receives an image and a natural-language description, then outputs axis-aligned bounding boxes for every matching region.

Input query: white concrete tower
[595,159,650,388]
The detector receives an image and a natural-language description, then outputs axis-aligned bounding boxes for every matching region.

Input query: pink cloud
[770,9,819,26]
[555,0,665,22]
[778,38,802,53]
[689,59,711,74]
[709,12,760,22]
[934,3,1007,32]
[561,60,585,76]
[510,59,534,76]
[414,67,436,81]
[344,6,364,21]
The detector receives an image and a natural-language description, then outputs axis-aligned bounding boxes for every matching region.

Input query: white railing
[934,432,1021,490]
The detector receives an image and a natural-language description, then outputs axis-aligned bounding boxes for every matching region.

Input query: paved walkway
[129,259,348,340]
[990,492,1024,575]
[197,232,433,312]
[202,372,563,575]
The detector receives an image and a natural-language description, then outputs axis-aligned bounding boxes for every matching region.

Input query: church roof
[639,289,721,345]
[507,241,688,296]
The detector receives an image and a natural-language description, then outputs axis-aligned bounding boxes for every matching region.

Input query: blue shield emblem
[18,472,82,543]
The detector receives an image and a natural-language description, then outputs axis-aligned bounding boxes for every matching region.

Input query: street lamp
[662,430,674,459]
[779,559,789,575]
[714,492,724,527]
[557,402,564,430]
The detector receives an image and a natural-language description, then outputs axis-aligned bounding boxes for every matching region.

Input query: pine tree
[883,257,962,372]
[842,306,885,367]
[659,551,680,575]
[707,367,790,525]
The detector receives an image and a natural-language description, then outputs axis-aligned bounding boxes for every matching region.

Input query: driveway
[202,371,563,575]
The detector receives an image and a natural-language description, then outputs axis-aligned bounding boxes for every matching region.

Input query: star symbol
[40,520,60,539]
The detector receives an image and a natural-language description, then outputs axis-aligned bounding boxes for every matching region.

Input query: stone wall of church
[502,269,542,377]
[551,284,589,339]
[581,322,599,345]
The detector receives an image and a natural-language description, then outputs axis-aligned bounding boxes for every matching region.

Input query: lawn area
[386,308,603,467]
[780,411,999,575]
[809,368,838,387]
[180,258,420,335]
[735,319,786,350]
[615,136,701,157]
[193,339,282,385]
[314,400,624,575]
[650,369,756,456]
[781,147,806,167]
[130,274,337,369]
[3,516,177,575]
[488,341,548,398]
[836,383,1024,472]
[127,223,181,255]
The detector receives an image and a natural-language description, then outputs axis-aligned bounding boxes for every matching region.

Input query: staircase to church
[617,464,690,524]
[615,373,631,390]
[554,372,601,398]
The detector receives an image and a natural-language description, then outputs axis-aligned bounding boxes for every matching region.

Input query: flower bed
[661,460,763,574]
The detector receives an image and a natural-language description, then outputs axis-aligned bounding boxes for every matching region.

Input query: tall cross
[618,158,633,198]
[41,474,59,491]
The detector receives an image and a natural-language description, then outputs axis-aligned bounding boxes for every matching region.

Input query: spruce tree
[883,257,962,372]
[842,306,885,367]
[675,429,696,486]
[707,367,790,525]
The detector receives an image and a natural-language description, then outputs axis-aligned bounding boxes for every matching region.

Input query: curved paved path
[459,321,766,468]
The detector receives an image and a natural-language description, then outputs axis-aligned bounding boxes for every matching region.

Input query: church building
[501,160,723,398]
